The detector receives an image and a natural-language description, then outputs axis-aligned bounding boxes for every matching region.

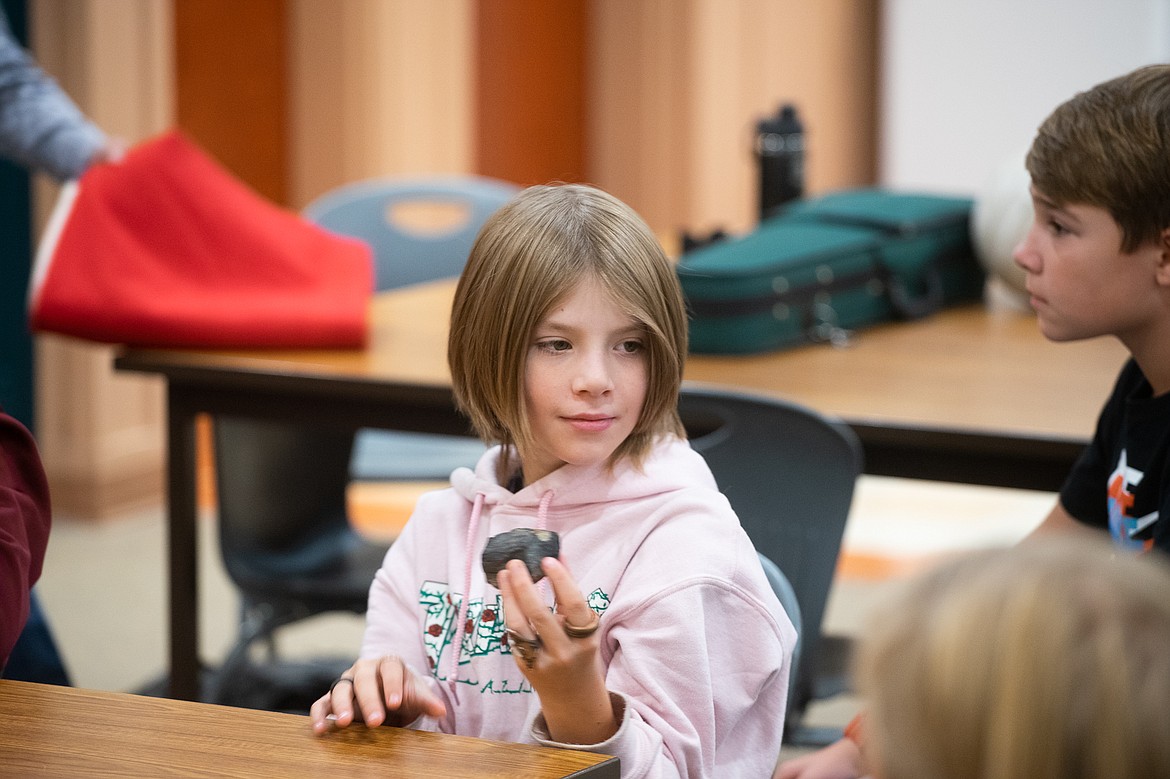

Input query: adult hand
[497,556,616,744]
[773,737,866,779]
[309,654,446,735]
[88,136,127,167]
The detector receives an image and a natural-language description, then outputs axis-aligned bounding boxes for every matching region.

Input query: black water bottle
[755,103,804,220]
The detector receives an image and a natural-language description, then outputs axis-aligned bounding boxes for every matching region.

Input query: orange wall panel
[474,0,588,186]
[175,0,289,205]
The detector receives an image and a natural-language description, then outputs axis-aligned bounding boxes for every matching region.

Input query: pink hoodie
[361,435,795,778]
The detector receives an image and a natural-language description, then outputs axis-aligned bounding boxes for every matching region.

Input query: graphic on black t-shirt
[1108,449,1158,552]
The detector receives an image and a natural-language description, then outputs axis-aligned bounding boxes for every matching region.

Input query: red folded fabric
[28,130,373,348]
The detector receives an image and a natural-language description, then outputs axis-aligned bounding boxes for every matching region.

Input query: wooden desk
[0,681,618,778]
[685,297,1129,490]
[115,279,1128,700]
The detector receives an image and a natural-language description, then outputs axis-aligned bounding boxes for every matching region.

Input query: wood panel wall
[287,0,475,209]
[289,0,877,233]
[31,0,173,517]
[174,0,289,205]
[29,0,877,517]
[589,0,878,236]
[474,0,588,186]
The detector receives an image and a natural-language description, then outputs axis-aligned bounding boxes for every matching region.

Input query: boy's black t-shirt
[1061,358,1170,554]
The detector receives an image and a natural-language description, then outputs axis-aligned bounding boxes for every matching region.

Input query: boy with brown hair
[777,62,1170,779]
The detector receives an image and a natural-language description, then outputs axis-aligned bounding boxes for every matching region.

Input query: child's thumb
[406,675,447,719]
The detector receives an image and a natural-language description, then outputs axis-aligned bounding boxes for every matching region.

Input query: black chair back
[679,384,862,724]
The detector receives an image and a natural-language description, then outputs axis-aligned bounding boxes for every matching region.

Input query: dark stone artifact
[482,528,561,588]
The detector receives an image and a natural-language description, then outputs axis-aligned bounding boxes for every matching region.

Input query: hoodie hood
[450,435,717,519]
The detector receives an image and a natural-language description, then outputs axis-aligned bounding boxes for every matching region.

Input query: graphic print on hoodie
[419,581,610,692]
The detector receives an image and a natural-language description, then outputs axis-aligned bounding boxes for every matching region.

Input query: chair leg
[209,599,319,706]
[263,632,279,663]
[782,635,856,748]
[209,603,277,705]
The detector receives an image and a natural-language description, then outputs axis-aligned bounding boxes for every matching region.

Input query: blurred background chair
[209,417,387,710]
[208,176,518,709]
[758,551,803,719]
[679,384,862,745]
[305,176,519,482]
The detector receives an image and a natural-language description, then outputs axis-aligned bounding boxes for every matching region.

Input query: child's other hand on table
[310,655,446,735]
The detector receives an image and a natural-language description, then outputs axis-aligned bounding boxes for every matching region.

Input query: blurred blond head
[855,537,1170,779]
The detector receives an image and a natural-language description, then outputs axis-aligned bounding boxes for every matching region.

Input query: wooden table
[0,680,618,778]
[115,279,1128,701]
[685,296,1129,490]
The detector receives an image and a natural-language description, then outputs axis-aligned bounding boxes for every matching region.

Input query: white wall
[881,0,1170,195]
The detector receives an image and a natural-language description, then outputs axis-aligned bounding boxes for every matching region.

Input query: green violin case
[676,188,986,354]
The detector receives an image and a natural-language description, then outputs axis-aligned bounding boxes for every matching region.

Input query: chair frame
[206,176,519,708]
[209,416,390,708]
[304,175,521,292]
[679,383,863,736]
[305,175,518,483]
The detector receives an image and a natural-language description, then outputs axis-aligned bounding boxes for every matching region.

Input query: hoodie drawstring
[536,489,553,532]
[448,491,486,698]
[536,490,554,599]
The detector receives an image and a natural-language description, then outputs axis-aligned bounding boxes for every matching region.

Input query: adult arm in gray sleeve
[0,8,107,181]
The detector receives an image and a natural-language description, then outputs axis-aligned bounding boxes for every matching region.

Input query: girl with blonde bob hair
[448,182,688,474]
[313,183,794,779]
[855,537,1170,779]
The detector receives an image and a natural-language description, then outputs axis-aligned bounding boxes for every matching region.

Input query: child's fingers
[497,566,544,672]
[498,565,535,634]
[540,557,589,613]
[310,663,362,734]
[499,559,542,620]
[313,656,445,733]
[377,655,409,712]
[404,671,448,719]
[347,657,390,727]
[310,691,339,734]
[541,557,601,645]
[504,558,571,646]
